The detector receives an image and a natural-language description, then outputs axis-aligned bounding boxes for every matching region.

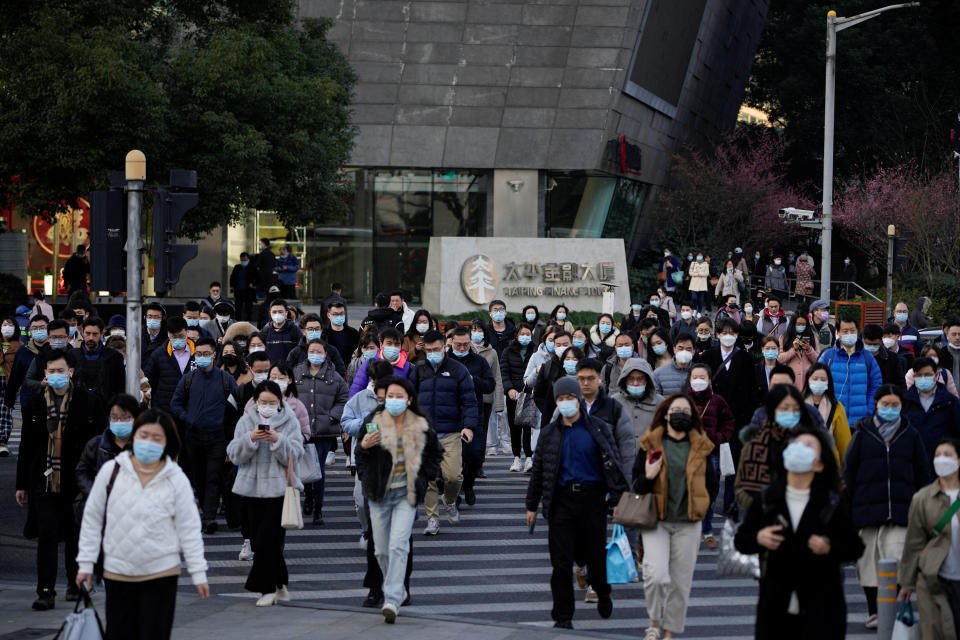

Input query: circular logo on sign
[32,199,91,258]
[460,254,498,305]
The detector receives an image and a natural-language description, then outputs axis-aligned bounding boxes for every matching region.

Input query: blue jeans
[690,290,705,314]
[368,486,417,607]
[310,439,334,509]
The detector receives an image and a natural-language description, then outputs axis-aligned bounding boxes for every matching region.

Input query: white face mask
[680,311,692,321]
[271,313,286,324]
[882,337,896,349]
[718,335,737,348]
[257,403,279,419]
[934,455,959,478]
[1,325,13,338]
[675,350,693,365]
[690,378,709,392]
[273,380,289,393]
[217,315,230,323]
[252,372,268,384]
[249,346,265,354]
[416,323,430,334]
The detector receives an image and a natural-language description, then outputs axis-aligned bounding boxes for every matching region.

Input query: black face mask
[222,354,239,367]
[668,412,693,432]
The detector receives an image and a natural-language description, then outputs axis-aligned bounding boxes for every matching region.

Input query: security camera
[778,207,815,221]
[506,179,525,192]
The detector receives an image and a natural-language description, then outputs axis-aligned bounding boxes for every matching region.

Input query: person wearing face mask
[470,319,508,463]
[203,300,236,342]
[228,380,304,607]
[347,330,382,386]
[602,332,637,391]
[611,358,663,444]
[525,376,627,629]
[402,309,436,365]
[4,315,51,444]
[633,393,716,640]
[906,344,960,398]
[484,299,515,359]
[17,349,103,609]
[533,331,575,429]
[69,317,126,404]
[219,340,252,385]
[0,317,22,456]
[755,336,782,395]
[571,327,598,358]
[885,301,921,357]
[818,317,883,425]
[714,260,745,308]
[692,317,717,357]
[141,302,169,360]
[502,324,537,470]
[259,299,299,363]
[646,328,674,372]
[619,298,647,334]
[361,292,406,334]
[881,322,914,370]
[349,328,411,397]
[170,337,239,533]
[292,339,349,524]
[741,300,758,327]
[181,300,213,339]
[902,357,960,471]
[687,252,710,315]
[801,363,852,462]
[764,254,787,296]
[736,384,821,511]
[808,300,836,353]
[521,305,546,345]
[776,314,818,389]
[74,394,142,531]
[686,364,735,549]
[284,314,346,376]
[843,384,930,629]
[547,304,573,334]
[658,248,682,296]
[523,324,560,389]
[860,323,908,388]
[357,377,444,623]
[698,319,758,430]
[409,330,479,536]
[653,335,697,396]
[230,252,257,321]
[590,313,620,361]
[735,430,863,640]
[320,301,359,366]
[838,255,857,299]
[900,438,960,639]
[669,303,698,345]
[449,326,496,506]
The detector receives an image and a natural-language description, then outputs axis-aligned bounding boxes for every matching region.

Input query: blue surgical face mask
[185,318,199,327]
[517,335,532,346]
[308,353,325,366]
[362,349,377,360]
[895,312,908,324]
[171,338,187,351]
[563,360,578,375]
[46,372,69,389]
[452,348,470,358]
[306,330,322,341]
[133,439,165,464]
[555,312,566,321]
[652,344,667,356]
[331,315,346,327]
[426,352,443,365]
[915,376,936,393]
[775,410,802,429]
[649,300,660,308]
[32,329,48,343]
[598,323,612,335]
[382,346,400,361]
[626,384,645,397]
[632,304,643,312]
[194,355,213,369]
[809,380,829,396]
[696,256,704,262]
[616,346,633,359]
[109,421,133,439]
[145,318,161,331]
[546,341,555,354]
[782,441,817,473]
[763,349,778,361]
[556,399,579,418]
[840,333,858,347]
[877,405,901,422]
[864,344,880,354]
[471,332,485,344]
[491,311,506,323]
[384,397,407,416]
[525,312,537,322]
[572,337,586,349]
[240,260,249,267]
[69,325,78,337]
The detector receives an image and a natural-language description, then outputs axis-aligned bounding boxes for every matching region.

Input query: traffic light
[89,189,126,292]
[153,187,198,294]
[892,232,912,272]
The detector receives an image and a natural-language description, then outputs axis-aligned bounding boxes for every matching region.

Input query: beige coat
[688,261,710,292]
[900,480,958,640]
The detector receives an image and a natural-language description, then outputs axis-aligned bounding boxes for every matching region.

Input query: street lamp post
[820,3,919,302]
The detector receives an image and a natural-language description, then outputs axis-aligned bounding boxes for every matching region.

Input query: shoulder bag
[612,490,658,530]
[281,452,303,530]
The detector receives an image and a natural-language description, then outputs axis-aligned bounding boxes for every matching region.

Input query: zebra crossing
[199,455,877,638]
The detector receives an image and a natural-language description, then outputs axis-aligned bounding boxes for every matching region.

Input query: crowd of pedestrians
[3,239,960,640]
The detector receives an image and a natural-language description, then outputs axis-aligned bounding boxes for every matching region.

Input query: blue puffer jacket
[408,357,479,436]
[818,339,882,426]
[902,385,960,467]
[842,415,931,528]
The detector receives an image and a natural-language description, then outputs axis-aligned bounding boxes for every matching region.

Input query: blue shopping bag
[605,524,638,584]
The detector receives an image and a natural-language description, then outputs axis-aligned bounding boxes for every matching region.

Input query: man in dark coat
[525,376,627,629]
[70,317,125,403]
[322,301,360,366]
[145,317,193,415]
[230,252,257,321]
[15,349,103,609]
[253,238,276,296]
[61,245,89,295]
[361,292,405,334]
[449,326,495,505]
[696,318,757,427]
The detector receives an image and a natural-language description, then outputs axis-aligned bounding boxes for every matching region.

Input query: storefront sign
[425,237,630,315]
[31,199,90,258]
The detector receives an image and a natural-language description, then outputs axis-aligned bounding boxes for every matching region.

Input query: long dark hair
[354,330,380,358]
[764,384,816,430]
[469,318,490,347]
[646,328,674,368]
[269,362,298,398]
[405,309,436,339]
[218,340,248,373]
[132,409,181,460]
[373,376,430,423]
[649,393,704,434]
[782,315,816,349]
[803,363,837,404]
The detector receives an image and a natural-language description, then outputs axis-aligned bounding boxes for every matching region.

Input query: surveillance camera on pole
[778,207,816,221]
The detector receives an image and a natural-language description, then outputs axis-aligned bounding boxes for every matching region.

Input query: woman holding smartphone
[356,377,443,624]
[227,380,304,607]
[633,393,717,640]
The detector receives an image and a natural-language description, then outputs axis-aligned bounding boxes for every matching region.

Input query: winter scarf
[44,384,72,493]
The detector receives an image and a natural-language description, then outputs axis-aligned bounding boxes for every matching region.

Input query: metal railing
[702,274,884,304]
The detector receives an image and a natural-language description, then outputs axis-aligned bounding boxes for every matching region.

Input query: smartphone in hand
[365,423,379,434]
[649,449,663,463]
[258,424,270,431]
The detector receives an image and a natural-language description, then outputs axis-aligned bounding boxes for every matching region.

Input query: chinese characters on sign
[463,256,617,299]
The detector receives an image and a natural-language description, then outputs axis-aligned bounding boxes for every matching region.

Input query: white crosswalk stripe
[197,452,875,638]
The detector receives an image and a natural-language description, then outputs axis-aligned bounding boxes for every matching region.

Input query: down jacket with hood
[818,338,883,425]
[589,324,620,360]
[293,359,349,439]
[610,358,663,443]
[227,403,304,498]
[901,384,960,473]
[408,355,479,436]
[77,451,208,585]
[356,410,444,506]
[222,321,258,347]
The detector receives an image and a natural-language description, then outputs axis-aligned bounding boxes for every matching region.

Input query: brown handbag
[612,491,658,529]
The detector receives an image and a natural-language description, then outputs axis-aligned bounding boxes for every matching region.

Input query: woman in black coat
[500,323,535,468]
[735,429,864,640]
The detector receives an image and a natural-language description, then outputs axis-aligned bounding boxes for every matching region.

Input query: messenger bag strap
[933,496,960,536]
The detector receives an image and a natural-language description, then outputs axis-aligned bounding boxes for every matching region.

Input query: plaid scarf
[874,414,901,444]
[44,385,72,493]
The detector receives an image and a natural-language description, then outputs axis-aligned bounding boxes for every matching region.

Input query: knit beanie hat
[553,376,583,401]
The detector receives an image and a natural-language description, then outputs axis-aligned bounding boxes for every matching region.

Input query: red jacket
[688,387,735,446]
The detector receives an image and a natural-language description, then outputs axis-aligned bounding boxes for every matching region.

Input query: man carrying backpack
[170,337,238,534]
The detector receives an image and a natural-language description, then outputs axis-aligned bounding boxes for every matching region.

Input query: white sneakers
[382,602,398,624]
[509,457,523,472]
[359,531,368,551]
[444,499,460,524]
[275,586,291,602]
[423,517,440,535]
[255,592,277,607]
[523,457,533,472]
[643,628,662,640]
[325,451,336,466]
[239,539,253,561]
[0,443,9,457]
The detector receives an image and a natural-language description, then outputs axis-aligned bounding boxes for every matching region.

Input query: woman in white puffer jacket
[76,409,209,640]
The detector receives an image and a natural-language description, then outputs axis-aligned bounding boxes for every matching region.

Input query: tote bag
[54,585,103,640]
[891,600,918,640]
[605,524,639,584]
[514,388,538,427]
[281,452,304,530]
[612,491,658,529]
[298,443,323,484]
